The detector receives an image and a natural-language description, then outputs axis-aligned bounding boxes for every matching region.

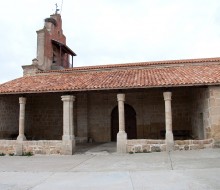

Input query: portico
[0,86,215,155]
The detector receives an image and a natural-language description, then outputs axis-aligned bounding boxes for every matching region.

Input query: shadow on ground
[75,142,117,155]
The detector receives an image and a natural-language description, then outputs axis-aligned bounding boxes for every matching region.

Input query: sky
[0,0,220,83]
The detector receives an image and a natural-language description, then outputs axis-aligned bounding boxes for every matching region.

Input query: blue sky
[1,0,220,83]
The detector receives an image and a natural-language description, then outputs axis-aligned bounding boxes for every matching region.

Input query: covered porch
[0,86,216,155]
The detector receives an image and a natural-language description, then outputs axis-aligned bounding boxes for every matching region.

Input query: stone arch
[111,104,137,141]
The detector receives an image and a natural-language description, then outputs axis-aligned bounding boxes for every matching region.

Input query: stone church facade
[0,13,220,155]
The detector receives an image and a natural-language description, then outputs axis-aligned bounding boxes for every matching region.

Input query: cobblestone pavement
[0,143,220,190]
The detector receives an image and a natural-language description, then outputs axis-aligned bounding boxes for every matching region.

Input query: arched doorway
[111,104,137,141]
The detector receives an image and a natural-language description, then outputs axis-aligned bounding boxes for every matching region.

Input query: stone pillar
[61,95,75,155]
[163,92,174,151]
[117,94,127,153]
[17,97,27,141]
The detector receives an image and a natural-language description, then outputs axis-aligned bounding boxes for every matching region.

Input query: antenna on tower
[60,0,64,15]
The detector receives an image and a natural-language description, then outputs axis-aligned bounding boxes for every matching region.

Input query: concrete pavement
[0,143,220,189]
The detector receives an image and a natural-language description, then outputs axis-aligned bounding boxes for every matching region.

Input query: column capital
[19,97,26,104]
[117,93,125,102]
[163,92,172,101]
[61,95,76,102]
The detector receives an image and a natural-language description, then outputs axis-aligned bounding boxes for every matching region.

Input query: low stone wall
[23,141,62,154]
[174,139,214,150]
[0,140,17,154]
[0,140,62,155]
[127,139,166,153]
[127,139,214,153]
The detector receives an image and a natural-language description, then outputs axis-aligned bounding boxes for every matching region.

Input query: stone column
[61,95,75,155]
[117,94,127,153]
[163,92,174,151]
[17,97,27,141]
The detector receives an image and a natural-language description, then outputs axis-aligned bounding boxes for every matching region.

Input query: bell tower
[22,12,76,76]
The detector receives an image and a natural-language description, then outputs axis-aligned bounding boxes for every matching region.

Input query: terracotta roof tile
[1,62,220,94]
[38,57,220,73]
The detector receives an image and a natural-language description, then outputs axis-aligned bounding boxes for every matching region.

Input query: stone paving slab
[0,155,94,172]
[0,147,219,189]
[0,169,219,190]
[130,168,220,190]
[170,149,220,170]
[70,153,171,172]
[0,172,52,190]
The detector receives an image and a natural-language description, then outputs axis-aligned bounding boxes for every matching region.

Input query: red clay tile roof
[1,57,220,94]
[38,57,220,73]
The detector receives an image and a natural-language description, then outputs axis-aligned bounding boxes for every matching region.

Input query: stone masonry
[0,86,220,155]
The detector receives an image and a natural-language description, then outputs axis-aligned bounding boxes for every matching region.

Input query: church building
[0,13,219,155]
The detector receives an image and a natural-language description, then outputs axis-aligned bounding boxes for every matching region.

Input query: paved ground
[0,143,220,189]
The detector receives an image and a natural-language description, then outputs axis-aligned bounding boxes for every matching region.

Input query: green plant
[0,153,5,156]
[129,151,134,154]
[9,153,14,156]
[22,152,33,156]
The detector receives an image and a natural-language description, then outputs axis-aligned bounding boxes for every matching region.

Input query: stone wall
[208,86,220,142]
[127,139,166,153]
[127,138,214,153]
[22,140,62,154]
[88,93,111,142]
[0,95,19,139]
[0,140,62,155]
[0,140,17,154]
[76,93,88,142]
[25,94,63,140]
[191,88,209,139]
[86,88,193,142]
[126,90,165,139]
[172,89,192,132]
[174,139,214,150]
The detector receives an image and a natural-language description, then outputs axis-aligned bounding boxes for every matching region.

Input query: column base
[62,140,75,155]
[166,131,174,151]
[17,134,26,141]
[15,142,23,156]
[117,131,127,153]
[62,135,75,141]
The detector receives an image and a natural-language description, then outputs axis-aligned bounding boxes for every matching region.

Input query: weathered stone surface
[62,140,75,155]
[160,144,166,151]
[207,87,220,141]
[142,144,151,152]
[151,146,161,152]
[23,140,62,155]
[131,144,143,153]
[117,132,127,153]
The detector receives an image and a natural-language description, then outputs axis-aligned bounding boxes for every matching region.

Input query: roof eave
[0,83,217,95]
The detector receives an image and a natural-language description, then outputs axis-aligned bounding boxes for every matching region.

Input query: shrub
[143,149,151,153]
[22,152,33,156]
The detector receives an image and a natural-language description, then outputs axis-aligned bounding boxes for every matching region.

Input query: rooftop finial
[55,3,60,14]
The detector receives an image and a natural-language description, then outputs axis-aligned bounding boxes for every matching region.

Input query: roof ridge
[39,57,220,74]
[38,57,220,74]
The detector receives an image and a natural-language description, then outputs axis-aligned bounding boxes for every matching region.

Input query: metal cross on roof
[55,3,60,14]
